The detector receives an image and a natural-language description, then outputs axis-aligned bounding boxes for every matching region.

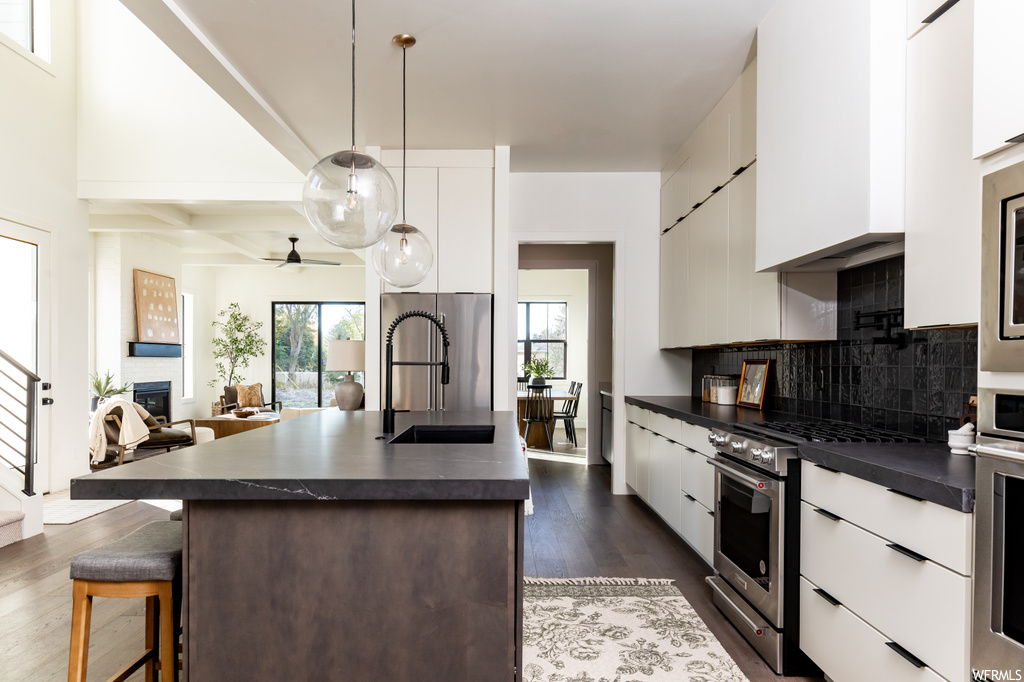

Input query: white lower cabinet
[679,492,714,564]
[800,578,947,682]
[649,435,681,533]
[625,420,649,498]
[800,461,973,682]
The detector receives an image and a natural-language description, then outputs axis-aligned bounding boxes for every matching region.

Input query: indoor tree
[209,302,268,387]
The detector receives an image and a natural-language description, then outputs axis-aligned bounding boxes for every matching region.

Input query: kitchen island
[72,409,529,682]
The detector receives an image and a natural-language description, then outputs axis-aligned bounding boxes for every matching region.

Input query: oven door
[709,454,784,628]
[974,439,1024,672]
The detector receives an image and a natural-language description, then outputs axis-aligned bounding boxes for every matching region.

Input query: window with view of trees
[272,302,364,408]
[517,302,567,379]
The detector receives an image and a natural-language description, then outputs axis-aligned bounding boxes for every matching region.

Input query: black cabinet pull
[707,510,715,517]
[813,588,841,607]
[683,493,696,502]
[885,641,927,669]
[813,507,841,522]
[733,166,746,176]
[886,543,927,562]
[41,382,51,390]
[41,398,54,406]
[1006,132,1024,145]
[814,463,839,473]
[886,488,924,502]
[922,0,960,24]
[692,202,702,210]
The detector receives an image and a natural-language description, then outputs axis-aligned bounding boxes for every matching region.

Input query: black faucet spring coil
[386,310,450,348]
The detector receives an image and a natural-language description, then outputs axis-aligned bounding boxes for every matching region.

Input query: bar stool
[68,521,182,682]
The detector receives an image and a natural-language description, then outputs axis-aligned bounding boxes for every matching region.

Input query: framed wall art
[133,269,180,345]
[737,359,770,409]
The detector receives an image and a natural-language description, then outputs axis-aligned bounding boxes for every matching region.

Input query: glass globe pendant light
[302,0,398,250]
[372,34,434,288]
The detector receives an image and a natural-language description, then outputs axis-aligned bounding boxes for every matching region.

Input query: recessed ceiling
[121,0,771,173]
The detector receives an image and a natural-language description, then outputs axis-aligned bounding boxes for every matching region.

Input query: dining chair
[522,386,554,452]
[517,377,528,391]
[555,382,583,447]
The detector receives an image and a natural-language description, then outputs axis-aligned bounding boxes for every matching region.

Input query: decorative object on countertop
[301,0,398,250]
[737,359,769,409]
[89,371,131,412]
[948,422,975,454]
[326,339,365,410]
[371,34,434,288]
[522,358,554,386]
[523,577,748,682]
[132,269,180,346]
[208,302,267,388]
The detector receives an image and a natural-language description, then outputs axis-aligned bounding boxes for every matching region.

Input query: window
[0,0,32,52]
[517,302,567,379]
[180,292,193,400]
[272,302,364,408]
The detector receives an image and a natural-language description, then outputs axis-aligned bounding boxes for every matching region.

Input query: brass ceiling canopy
[392,34,416,49]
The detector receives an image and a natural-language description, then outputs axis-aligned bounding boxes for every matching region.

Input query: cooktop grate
[745,420,927,444]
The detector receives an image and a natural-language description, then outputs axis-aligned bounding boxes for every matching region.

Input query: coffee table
[194,414,280,439]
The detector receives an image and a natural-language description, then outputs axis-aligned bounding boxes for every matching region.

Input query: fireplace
[134,381,172,421]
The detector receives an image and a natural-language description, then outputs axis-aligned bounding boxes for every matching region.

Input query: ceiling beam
[130,203,193,228]
[202,232,273,261]
[120,0,319,173]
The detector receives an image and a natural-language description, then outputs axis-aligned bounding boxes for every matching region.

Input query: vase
[531,376,546,386]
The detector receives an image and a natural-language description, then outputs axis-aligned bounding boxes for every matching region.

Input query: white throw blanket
[89,399,153,465]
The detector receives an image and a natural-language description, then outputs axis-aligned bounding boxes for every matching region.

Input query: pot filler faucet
[383,310,450,434]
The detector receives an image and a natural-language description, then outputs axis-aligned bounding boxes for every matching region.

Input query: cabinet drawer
[649,436,682,533]
[648,412,682,443]
[679,493,714,565]
[800,577,948,682]
[679,445,714,510]
[801,503,971,682]
[802,461,972,575]
[678,420,716,458]
[625,404,648,428]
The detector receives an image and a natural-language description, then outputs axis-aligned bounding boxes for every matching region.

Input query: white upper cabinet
[905,0,981,328]
[660,157,691,231]
[907,0,957,36]
[659,224,688,348]
[756,0,907,271]
[702,190,730,345]
[973,0,1024,158]
[729,58,757,173]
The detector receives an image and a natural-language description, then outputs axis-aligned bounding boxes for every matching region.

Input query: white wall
[77,0,304,202]
[0,0,90,492]
[507,172,691,492]
[518,269,589,428]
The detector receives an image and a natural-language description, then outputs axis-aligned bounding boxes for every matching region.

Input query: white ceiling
[103,0,772,262]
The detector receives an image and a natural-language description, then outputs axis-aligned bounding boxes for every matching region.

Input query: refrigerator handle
[440,313,446,411]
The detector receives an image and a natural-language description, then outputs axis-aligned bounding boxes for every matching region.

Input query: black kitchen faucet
[382,310,450,434]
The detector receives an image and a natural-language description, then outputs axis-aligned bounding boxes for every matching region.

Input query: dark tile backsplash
[692,256,977,440]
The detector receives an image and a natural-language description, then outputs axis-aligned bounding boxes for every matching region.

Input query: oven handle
[707,457,767,489]
[975,443,1024,464]
[705,576,764,637]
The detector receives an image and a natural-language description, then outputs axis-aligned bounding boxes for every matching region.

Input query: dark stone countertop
[624,394,975,513]
[798,442,975,512]
[71,410,529,502]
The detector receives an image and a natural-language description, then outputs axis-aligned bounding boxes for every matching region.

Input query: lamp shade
[371,223,434,288]
[326,340,365,372]
[302,151,398,250]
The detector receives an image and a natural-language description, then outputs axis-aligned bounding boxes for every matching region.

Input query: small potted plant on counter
[522,358,554,386]
[89,371,132,411]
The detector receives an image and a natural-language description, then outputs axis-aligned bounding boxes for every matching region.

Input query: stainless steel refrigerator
[381,293,492,412]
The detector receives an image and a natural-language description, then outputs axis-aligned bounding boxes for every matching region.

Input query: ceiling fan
[262,237,340,268]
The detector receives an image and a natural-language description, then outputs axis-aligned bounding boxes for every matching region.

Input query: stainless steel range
[705,420,924,675]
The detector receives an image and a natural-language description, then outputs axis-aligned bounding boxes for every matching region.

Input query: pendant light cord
[402,44,407,223]
[351,0,356,149]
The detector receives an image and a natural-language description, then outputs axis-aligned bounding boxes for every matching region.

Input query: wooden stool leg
[145,595,157,681]
[67,580,93,682]
[157,582,178,682]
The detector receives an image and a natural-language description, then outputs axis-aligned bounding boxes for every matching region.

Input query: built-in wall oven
[973,388,1024,676]
[981,160,1024,371]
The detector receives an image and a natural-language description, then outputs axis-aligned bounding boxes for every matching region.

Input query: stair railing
[0,347,39,496]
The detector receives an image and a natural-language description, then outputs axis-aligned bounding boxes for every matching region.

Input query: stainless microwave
[981,161,1024,371]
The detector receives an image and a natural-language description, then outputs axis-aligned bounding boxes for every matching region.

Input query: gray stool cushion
[70,521,182,582]
[169,509,182,521]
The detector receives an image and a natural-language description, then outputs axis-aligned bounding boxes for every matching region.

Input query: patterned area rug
[42,489,131,525]
[523,578,748,682]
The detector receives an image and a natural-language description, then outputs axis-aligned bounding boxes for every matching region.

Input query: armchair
[94,405,197,468]
[220,383,282,413]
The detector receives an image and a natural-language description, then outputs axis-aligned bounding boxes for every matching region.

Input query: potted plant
[209,302,268,389]
[522,358,554,386]
[89,371,132,411]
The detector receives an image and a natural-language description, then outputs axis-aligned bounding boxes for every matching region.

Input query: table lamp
[326,340,365,410]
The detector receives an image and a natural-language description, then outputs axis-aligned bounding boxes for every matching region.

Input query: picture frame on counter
[737,359,769,409]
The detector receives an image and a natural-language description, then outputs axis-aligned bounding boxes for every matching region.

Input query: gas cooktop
[741,420,927,445]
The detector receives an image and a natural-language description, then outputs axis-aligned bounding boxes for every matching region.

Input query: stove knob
[750,447,763,461]
[714,435,727,446]
[760,448,775,465]
[707,432,716,444]
[730,441,744,453]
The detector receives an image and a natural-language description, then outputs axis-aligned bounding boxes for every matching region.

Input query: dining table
[516,386,578,450]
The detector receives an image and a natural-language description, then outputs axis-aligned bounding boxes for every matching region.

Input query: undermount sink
[389,424,496,444]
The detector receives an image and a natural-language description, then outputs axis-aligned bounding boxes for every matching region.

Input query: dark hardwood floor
[1,458,821,681]
[524,456,823,682]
